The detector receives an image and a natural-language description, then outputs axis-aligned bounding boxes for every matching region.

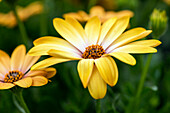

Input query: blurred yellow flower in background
[0,45,56,90]
[29,16,161,99]
[164,0,170,5]
[63,5,134,23]
[0,1,42,28]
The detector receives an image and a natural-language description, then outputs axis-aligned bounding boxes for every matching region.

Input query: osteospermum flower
[29,16,161,99]
[0,1,42,28]
[63,5,134,23]
[0,45,56,89]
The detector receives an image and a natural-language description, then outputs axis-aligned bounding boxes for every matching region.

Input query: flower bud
[149,9,168,39]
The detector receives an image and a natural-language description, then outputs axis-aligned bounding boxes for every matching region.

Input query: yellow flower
[0,1,42,28]
[63,5,134,23]
[0,45,56,90]
[29,16,161,99]
[164,0,170,5]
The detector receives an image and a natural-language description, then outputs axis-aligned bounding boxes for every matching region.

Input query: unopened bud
[149,9,168,39]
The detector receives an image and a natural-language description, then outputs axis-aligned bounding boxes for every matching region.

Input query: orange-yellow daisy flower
[63,5,134,23]
[29,16,161,99]
[0,45,56,90]
[164,0,170,5]
[0,1,42,28]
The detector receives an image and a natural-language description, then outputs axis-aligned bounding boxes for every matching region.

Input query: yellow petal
[126,39,162,47]
[88,66,107,99]
[95,56,118,86]
[24,70,46,77]
[0,50,10,71]
[11,45,26,71]
[48,49,82,60]
[78,11,89,21]
[21,53,40,73]
[113,45,157,54]
[101,16,130,50]
[32,36,81,55]
[63,12,83,21]
[33,36,77,51]
[98,17,117,45]
[31,76,48,86]
[108,52,136,65]
[89,6,105,17]
[42,67,56,78]
[106,28,152,53]
[65,17,87,43]
[85,16,101,45]
[77,59,94,88]
[114,10,134,18]
[53,18,86,52]
[14,77,32,88]
[0,73,4,80]
[0,82,15,89]
[31,57,71,70]
[0,62,8,75]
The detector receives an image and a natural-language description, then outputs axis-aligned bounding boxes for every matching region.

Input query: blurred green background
[0,0,169,113]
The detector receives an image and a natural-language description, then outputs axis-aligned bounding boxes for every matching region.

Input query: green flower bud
[149,9,168,39]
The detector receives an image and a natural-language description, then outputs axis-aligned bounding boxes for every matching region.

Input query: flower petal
[107,10,134,19]
[31,57,72,70]
[95,56,118,86]
[53,18,86,52]
[78,11,89,21]
[89,6,105,17]
[21,53,40,73]
[14,77,32,88]
[65,17,87,43]
[0,62,8,75]
[31,76,48,86]
[48,49,82,60]
[88,66,107,99]
[77,59,94,88]
[113,45,157,53]
[108,52,136,65]
[32,36,81,55]
[0,50,10,71]
[98,17,117,45]
[11,45,26,71]
[101,16,130,50]
[106,28,152,53]
[125,39,162,47]
[63,12,83,21]
[24,70,46,77]
[42,67,56,78]
[0,73,4,80]
[0,82,15,89]
[85,16,101,45]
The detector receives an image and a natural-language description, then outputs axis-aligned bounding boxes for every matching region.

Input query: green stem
[11,5,30,48]
[126,54,153,113]
[95,99,101,113]
[136,54,153,99]
[11,87,30,113]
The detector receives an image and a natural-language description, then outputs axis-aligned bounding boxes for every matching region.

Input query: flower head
[29,16,161,99]
[0,45,56,90]
[0,1,42,28]
[63,5,134,23]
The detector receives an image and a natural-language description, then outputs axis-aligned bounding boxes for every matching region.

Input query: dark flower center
[82,44,105,59]
[4,70,24,83]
